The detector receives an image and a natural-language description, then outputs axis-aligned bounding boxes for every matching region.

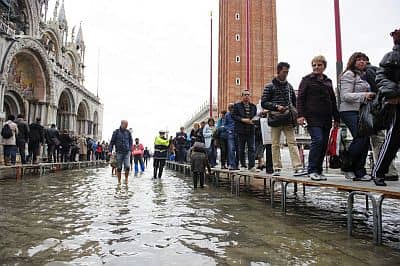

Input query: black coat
[261,78,296,111]
[15,118,29,142]
[29,123,44,144]
[232,101,257,134]
[376,44,400,99]
[297,73,340,127]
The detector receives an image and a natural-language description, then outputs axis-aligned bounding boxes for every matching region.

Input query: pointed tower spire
[76,23,84,47]
[58,0,67,27]
[53,0,59,21]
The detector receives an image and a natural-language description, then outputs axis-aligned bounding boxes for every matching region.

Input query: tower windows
[235,13,240,20]
[235,34,240,41]
[235,77,241,86]
[235,56,240,63]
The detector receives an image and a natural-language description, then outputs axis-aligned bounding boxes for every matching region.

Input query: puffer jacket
[15,118,29,142]
[261,78,296,111]
[376,44,400,99]
[339,70,370,112]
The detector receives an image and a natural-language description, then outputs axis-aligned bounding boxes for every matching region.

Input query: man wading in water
[109,120,133,184]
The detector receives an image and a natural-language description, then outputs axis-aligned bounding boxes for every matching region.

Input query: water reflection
[0,167,399,265]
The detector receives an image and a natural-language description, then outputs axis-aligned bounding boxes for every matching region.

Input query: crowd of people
[1,116,109,165]
[4,28,399,189]
[165,27,400,188]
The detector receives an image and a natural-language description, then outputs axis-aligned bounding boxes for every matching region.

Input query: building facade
[218,0,278,112]
[0,0,103,140]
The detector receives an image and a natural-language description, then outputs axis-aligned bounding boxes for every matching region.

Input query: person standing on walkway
[77,135,87,161]
[143,147,150,167]
[216,111,228,169]
[261,62,307,176]
[224,103,238,170]
[372,28,400,186]
[15,114,29,164]
[190,123,203,146]
[175,127,188,163]
[153,130,169,179]
[363,57,398,181]
[45,124,60,163]
[297,55,340,181]
[59,129,72,162]
[190,142,211,188]
[28,118,44,164]
[1,115,18,165]
[109,120,133,184]
[232,90,257,172]
[132,138,145,174]
[203,118,217,167]
[339,52,375,181]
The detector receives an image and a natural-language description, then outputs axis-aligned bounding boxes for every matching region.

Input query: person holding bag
[261,62,306,177]
[339,52,375,181]
[297,55,340,181]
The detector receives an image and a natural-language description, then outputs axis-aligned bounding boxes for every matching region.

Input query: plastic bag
[358,102,376,137]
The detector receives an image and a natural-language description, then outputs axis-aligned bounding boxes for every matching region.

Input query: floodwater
[0,164,400,265]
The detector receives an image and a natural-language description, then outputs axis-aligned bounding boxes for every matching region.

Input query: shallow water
[0,165,400,265]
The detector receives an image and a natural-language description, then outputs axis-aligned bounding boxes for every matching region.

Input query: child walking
[190,142,211,189]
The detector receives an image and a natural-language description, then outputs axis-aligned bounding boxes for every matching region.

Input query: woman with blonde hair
[297,55,340,180]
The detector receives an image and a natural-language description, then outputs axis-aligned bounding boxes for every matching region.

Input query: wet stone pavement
[0,165,400,265]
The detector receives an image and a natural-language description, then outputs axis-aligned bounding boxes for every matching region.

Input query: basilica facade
[0,0,103,140]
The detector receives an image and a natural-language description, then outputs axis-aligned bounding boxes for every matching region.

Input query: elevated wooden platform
[165,160,400,246]
[0,160,107,180]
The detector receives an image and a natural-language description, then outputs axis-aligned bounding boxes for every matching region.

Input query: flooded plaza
[0,164,400,265]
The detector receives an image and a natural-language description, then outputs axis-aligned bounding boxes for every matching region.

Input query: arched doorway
[77,101,89,135]
[57,89,74,131]
[3,91,25,119]
[6,50,48,123]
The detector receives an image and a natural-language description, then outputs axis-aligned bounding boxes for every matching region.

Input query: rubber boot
[153,167,158,179]
[158,167,164,178]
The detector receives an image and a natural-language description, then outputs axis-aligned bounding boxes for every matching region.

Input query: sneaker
[374,177,387,186]
[272,170,281,176]
[293,169,308,177]
[309,172,327,181]
[240,167,247,171]
[353,174,372,182]
[249,167,257,172]
[344,171,356,180]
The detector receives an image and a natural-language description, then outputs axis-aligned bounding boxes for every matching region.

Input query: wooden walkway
[0,160,107,179]
[165,161,400,246]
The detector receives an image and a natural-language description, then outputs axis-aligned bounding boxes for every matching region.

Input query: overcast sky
[50,0,399,148]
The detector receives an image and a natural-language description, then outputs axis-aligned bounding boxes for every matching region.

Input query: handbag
[267,85,298,127]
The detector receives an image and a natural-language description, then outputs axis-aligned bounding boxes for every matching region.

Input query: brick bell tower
[218,0,278,112]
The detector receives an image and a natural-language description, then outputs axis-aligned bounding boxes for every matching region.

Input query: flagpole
[96,49,100,97]
[209,11,213,118]
[246,0,250,91]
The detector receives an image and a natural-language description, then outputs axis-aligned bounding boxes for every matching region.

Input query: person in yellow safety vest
[153,130,170,179]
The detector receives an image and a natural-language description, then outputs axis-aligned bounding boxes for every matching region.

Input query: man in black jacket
[232,90,257,171]
[45,124,60,163]
[372,28,400,186]
[28,118,44,164]
[261,62,306,177]
[15,114,29,164]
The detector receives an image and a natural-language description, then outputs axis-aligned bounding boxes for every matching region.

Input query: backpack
[1,124,13,139]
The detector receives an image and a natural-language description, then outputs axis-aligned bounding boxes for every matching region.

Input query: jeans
[133,155,145,173]
[307,126,331,174]
[47,143,56,163]
[176,145,187,163]
[219,138,228,166]
[116,151,131,172]
[340,111,369,178]
[227,133,237,168]
[237,133,255,169]
[3,145,17,165]
[207,142,217,167]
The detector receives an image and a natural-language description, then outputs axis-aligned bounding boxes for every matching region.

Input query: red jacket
[132,143,144,156]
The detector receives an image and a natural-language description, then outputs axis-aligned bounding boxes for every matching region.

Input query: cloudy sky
[50,0,399,147]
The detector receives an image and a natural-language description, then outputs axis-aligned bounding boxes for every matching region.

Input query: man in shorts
[109,120,133,183]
